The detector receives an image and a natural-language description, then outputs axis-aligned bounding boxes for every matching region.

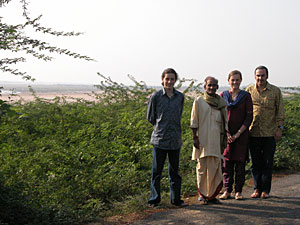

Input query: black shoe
[172,200,188,207]
[208,198,221,204]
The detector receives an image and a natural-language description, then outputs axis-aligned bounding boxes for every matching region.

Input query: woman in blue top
[220,70,253,200]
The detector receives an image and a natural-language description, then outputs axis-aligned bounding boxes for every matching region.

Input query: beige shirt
[190,96,225,160]
[246,82,284,137]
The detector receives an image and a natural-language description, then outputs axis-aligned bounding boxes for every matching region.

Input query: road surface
[132,173,300,225]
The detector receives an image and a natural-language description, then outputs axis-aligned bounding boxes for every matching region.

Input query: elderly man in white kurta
[190,76,228,204]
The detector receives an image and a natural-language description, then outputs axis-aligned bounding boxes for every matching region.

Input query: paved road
[133,173,300,225]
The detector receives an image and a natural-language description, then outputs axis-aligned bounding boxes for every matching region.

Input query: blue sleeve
[180,94,184,117]
[147,93,156,125]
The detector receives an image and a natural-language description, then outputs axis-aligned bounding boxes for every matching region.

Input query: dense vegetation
[0,77,299,224]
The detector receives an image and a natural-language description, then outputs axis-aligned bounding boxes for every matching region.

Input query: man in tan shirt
[246,65,284,199]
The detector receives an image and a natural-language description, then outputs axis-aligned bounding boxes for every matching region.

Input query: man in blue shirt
[147,68,187,208]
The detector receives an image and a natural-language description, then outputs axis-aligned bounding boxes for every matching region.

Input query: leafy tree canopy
[0,0,94,81]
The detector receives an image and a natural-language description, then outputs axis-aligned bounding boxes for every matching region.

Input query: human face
[205,79,218,95]
[255,68,268,87]
[162,73,176,90]
[228,74,242,91]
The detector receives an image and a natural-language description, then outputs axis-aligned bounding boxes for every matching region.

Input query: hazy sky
[1,0,300,86]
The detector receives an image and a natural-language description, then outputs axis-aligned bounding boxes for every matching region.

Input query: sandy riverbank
[1,90,293,103]
[1,91,102,103]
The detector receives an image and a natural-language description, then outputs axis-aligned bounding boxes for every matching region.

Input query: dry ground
[100,173,300,225]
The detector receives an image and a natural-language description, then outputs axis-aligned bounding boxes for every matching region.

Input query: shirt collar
[255,82,271,91]
[162,88,177,96]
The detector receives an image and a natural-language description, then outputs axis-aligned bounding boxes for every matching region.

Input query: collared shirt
[147,88,184,150]
[246,82,284,137]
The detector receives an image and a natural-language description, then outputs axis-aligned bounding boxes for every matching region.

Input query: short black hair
[255,65,268,76]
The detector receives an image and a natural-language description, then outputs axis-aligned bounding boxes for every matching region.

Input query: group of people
[147,66,284,207]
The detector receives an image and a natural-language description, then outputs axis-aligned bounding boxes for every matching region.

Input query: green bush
[274,93,300,170]
[0,78,299,224]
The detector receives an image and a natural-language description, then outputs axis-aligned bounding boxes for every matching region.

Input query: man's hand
[274,129,282,142]
[193,136,200,149]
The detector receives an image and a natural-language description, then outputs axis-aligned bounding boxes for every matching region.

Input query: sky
[0,0,300,87]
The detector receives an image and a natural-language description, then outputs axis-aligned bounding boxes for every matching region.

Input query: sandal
[219,191,231,200]
[251,190,261,198]
[198,196,208,205]
[201,199,208,205]
[235,192,243,200]
[261,192,270,199]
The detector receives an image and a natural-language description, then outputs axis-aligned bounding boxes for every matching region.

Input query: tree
[0,0,94,82]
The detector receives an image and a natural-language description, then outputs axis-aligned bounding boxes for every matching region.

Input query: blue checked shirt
[147,88,184,150]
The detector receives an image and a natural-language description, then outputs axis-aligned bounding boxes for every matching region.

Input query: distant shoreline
[1,91,293,103]
[1,91,103,103]
[1,81,299,93]
[1,83,98,94]
[1,82,298,103]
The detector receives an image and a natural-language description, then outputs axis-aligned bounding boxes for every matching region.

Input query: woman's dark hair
[228,70,242,80]
[161,68,178,81]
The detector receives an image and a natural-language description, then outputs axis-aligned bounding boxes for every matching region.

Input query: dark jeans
[249,136,276,194]
[148,147,182,205]
[223,159,246,193]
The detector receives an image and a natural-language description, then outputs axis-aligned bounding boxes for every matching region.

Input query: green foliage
[0,76,299,224]
[274,93,300,170]
[0,99,15,118]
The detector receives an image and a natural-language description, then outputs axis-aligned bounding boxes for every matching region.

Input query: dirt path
[131,173,300,225]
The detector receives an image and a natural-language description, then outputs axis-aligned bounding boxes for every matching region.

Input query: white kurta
[190,96,223,160]
[190,96,225,199]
